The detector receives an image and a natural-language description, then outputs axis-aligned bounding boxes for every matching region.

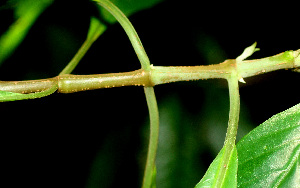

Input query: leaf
[96,0,165,23]
[0,85,57,102]
[12,0,53,18]
[0,0,53,65]
[0,90,23,97]
[236,103,300,187]
[195,145,238,188]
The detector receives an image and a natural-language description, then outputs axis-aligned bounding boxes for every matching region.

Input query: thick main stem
[58,69,153,93]
[151,60,234,85]
[0,51,299,95]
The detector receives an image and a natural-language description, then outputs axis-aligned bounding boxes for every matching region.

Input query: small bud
[238,77,246,83]
[236,42,260,62]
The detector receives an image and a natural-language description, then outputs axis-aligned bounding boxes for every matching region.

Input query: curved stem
[93,0,151,71]
[91,3,156,187]
[143,87,159,188]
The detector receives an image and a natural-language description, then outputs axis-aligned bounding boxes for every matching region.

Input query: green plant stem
[70,3,156,188]
[152,49,299,85]
[214,71,240,187]
[58,69,153,93]
[237,50,298,78]
[0,78,57,94]
[59,18,106,75]
[59,36,98,75]
[143,87,159,188]
[1,49,299,95]
[150,60,234,84]
[93,0,151,71]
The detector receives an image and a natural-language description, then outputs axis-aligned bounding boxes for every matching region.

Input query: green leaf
[0,0,53,65]
[0,90,23,97]
[195,145,238,188]
[96,0,164,23]
[237,103,300,187]
[0,85,57,102]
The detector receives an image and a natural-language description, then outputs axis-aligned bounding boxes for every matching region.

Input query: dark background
[0,0,299,187]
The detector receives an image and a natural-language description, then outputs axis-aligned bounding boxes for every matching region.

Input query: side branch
[142,87,159,188]
[94,0,151,70]
[213,72,240,187]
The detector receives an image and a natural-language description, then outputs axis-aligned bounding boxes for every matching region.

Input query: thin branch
[93,0,151,71]
[142,87,159,188]
[59,17,107,75]
[214,71,240,187]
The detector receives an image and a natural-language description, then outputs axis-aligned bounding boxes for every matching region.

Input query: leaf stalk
[214,71,240,187]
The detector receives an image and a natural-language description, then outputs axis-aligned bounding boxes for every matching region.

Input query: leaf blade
[0,85,57,102]
[0,0,53,65]
[195,145,238,188]
[236,103,300,187]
